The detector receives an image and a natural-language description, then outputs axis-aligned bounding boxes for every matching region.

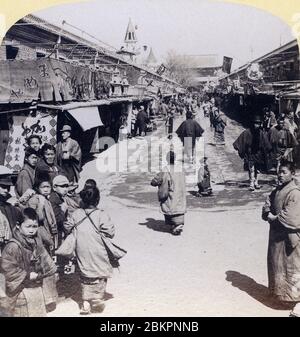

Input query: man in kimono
[268,116,298,172]
[134,106,149,137]
[233,115,272,191]
[56,125,82,183]
[262,161,300,317]
[176,111,204,163]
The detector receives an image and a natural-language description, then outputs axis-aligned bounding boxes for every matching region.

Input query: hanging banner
[0,61,39,103]
[156,63,166,76]
[222,56,233,74]
[4,110,57,171]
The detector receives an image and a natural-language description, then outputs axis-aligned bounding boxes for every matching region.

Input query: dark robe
[0,195,23,232]
[135,110,149,136]
[176,119,204,147]
[35,158,64,183]
[233,128,272,171]
[262,180,300,301]
[0,228,57,316]
[56,138,82,183]
[268,126,298,163]
[15,163,35,199]
[49,191,67,246]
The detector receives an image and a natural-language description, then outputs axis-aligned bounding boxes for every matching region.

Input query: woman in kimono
[56,125,82,184]
[262,161,300,317]
[212,108,227,145]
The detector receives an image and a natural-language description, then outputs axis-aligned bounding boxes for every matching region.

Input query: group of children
[0,128,116,316]
[0,172,116,316]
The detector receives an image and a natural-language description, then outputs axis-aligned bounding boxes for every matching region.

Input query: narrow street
[50,111,299,317]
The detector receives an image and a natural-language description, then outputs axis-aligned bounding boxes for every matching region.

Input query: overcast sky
[35,0,294,69]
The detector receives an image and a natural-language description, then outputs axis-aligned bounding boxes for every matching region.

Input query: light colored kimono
[72,208,115,279]
[56,137,82,183]
[262,179,300,301]
[151,167,187,216]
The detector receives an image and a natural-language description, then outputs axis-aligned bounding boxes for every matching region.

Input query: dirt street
[49,111,299,317]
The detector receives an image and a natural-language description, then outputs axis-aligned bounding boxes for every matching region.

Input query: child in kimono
[70,186,115,315]
[197,157,212,197]
[0,208,57,316]
[27,177,58,255]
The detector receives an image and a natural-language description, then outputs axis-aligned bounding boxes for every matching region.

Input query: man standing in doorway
[134,106,148,137]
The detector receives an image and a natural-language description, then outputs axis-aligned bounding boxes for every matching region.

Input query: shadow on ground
[139,218,172,234]
[225,270,294,311]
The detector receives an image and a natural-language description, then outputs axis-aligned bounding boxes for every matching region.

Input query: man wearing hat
[0,166,23,235]
[233,115,272,191]
[56,125,82,183]
[49,175,70,245]
[134,106,149,137]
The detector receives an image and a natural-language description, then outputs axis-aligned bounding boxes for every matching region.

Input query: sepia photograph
[0,0,300,319]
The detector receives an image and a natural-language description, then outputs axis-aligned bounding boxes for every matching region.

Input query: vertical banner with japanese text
[4,110,57,171]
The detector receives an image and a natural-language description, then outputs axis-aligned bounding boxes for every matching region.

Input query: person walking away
[69,186,115,315]
[233,115,272,191]
[15,148,38,199]
[262,161,300,317]
[134,106,148,137]
[176,111,204,163]
[56,125,82,184]
[197,157,212,197]
[0,208,57,316]
[151,151,186,235]
[212,108,227,145]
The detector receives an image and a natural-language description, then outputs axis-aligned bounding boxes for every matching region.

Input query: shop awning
[280,89,300,99]
[68,106,104,131]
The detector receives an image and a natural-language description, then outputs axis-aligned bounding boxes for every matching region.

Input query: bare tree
[164,50,194,86]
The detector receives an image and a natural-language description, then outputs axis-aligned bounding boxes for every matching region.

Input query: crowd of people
[150,92,300,317]
[0,124,121,317]
[1,90,300,317]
